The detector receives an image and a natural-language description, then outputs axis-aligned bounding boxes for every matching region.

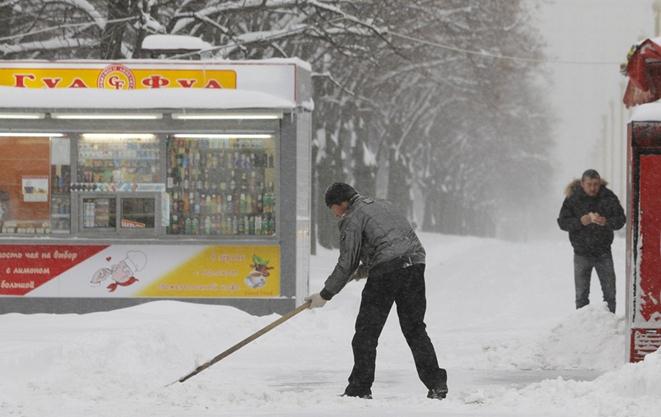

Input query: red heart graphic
[106,257,112,262]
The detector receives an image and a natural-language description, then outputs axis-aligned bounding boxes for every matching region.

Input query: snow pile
[482,348,661,417]
[481,303,625,371]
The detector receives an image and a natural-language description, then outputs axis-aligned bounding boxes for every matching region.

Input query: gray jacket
[321,194,426,299]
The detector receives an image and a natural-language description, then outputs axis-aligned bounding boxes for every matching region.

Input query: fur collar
[564,178,609,198]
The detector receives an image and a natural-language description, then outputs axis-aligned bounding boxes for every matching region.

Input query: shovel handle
[177,300,312,384]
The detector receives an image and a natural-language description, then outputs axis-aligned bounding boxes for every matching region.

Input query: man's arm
[557,199,583,231]
[319,222,363,300]
[604,196,626,231]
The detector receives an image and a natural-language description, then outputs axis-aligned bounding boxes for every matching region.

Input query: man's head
[581,169,601,197]
[324,182,357,218]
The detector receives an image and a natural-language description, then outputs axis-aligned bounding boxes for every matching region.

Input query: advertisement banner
[0,64,236,90]
[630,328,661,362]
[0,244,280,298]
[0,245,107,295]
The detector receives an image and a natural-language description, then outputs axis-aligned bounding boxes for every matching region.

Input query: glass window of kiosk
[76,133,161,187]
[0,134,70,236]
[165,134,277,237]
[73,133,162,236]
[0,132,276,239]
[78,193,160,235]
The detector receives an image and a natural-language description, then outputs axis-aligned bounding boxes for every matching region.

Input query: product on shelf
[82,197,116,229]
[50,163,71,233]
[166,137,276,236]
[77,137,161,185]
[0,220,50,234]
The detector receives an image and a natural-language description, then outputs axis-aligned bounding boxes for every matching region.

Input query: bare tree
[0,0,554,243]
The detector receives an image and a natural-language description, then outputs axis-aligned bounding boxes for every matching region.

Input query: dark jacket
[557,179,626,256]
[321,194,425,300]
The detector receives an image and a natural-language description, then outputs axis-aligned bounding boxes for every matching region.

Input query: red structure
[624,38,661,108]
[624,39,661,362]
[627,121,661,361]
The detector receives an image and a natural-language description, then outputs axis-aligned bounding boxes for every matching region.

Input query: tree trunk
[0,5,11,39]
[132,1,161,59]
[386,148,411,219]
[422,190,435,231]
[352,141,375,196]
[100,0,130,59]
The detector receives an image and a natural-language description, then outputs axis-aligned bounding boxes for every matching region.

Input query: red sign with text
[0,245,107,295]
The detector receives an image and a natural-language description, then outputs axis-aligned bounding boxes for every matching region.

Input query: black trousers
[347,263,446,393]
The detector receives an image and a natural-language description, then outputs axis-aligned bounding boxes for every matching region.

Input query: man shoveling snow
[305,182,448,400]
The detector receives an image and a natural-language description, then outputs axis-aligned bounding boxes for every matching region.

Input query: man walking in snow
[305,183,448,400]
[557,169,626,313]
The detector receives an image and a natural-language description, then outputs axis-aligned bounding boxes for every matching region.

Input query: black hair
[581,169,600,180]
[324,182,357,208]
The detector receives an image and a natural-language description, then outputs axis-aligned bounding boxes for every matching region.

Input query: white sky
[537,0,653,199]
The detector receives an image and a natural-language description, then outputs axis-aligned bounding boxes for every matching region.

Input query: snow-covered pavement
[1,234,659,417]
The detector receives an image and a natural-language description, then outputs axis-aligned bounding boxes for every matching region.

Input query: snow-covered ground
[1,234,659,417]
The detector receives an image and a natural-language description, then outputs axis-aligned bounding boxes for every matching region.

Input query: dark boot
[427,385,448,400]
[342,386,372,399]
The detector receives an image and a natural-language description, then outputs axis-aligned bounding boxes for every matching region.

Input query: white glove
[304,292,327,309]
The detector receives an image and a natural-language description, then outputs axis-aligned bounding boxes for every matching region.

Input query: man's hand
[581,212,606,226]
[304,293,327,309]
[351,264,369,281]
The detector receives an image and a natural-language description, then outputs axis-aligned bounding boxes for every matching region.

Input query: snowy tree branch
[0,37,98,55]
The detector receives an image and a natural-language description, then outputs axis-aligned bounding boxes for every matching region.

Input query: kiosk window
[77,134,161,186]
[166,135,276,236]
[82,197,116,230]
[121,197,155,229]
[0,136,53,235]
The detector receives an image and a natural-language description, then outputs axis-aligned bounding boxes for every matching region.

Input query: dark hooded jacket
[557,179,626,256]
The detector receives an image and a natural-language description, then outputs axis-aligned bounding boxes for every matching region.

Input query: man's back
[343,195,426,268]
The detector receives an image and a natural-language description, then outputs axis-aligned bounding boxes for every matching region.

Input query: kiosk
[623,38,661,360]
[0,60,312,315]
[626,111,661,361]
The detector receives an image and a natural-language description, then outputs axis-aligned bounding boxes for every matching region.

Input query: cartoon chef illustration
[244,254,273,289]
[90,250,147,292]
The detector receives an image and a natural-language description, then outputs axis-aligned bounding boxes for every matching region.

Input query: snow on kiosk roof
[629,102,661,122]
[0,59,313,317]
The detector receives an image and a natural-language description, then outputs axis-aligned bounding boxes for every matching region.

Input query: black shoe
[342,386,372,399]
[427,386,448,400]
[341,392,372,399]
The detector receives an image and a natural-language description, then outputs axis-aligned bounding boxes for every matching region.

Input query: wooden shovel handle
[177,300,312,384]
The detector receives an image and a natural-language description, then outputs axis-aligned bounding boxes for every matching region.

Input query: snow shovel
[168,300,312,386]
